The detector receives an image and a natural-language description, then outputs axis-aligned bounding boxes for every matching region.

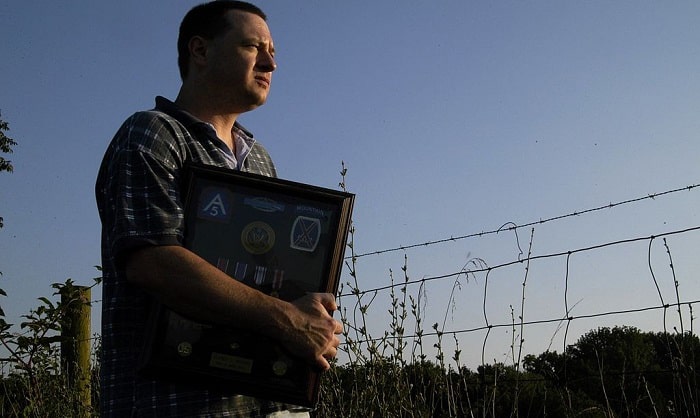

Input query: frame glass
[140,163,354,407]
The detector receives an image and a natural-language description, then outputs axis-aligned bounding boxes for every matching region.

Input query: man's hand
[278,293,343,371]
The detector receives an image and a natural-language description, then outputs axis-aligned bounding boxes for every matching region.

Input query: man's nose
[258,51,276,72]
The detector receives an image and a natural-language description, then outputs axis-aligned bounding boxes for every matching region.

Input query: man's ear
[188,36,209,68]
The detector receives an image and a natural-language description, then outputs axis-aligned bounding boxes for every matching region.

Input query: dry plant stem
[410,280,427,363]
[562,252,572,359]
[509,228,534,417]
[481,268,492,367]
[509,305,517,366]
[647,237,669,334]
[663,238,684,333]
[338,162,372,364]
[387,255,410,365]
[642,376,661,418]
[594,349,614,417]
[517,228,535,369]
[662,239,698,415]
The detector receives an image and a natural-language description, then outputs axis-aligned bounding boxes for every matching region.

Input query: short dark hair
[177,1,267,80]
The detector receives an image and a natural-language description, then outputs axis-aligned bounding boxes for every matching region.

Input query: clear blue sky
[1,1,699,367]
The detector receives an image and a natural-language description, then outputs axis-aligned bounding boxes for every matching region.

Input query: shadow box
[140,162,354,408]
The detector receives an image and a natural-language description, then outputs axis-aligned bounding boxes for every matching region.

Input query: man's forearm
[126,245,288,331]
[125,244,341,370]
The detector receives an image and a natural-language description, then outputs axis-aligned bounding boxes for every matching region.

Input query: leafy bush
[0,277,100,418]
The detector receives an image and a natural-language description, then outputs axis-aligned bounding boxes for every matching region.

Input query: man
[95,2,342,416]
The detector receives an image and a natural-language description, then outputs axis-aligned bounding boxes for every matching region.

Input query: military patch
[290,216,321,252]
[244,196,285,213]
[197,187,233,223]
[295,204,328,220]
[241,221,275,255]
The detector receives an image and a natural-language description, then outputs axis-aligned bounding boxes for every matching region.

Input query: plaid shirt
[96,97,303,417]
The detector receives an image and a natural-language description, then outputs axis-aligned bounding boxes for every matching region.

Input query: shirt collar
[154,96,256,140]
[154,96,256,168]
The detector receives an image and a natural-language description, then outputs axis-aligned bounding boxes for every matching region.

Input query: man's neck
[175,88,239,152]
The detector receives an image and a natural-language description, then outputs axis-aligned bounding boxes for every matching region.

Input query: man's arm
[125,245,341,371]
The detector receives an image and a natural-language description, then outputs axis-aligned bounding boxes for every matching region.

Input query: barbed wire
[341,299,700,346]
[348,182,700,259]
[339,224,700,298]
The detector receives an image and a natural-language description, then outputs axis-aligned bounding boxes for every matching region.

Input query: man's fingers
[288,293,343,370]
[324,345,338,360]
[316,355,331,372]
[334,319,343,334]
[315,292,338,312]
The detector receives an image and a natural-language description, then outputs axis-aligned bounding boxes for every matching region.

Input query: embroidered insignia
[290,216,321,252]
[241,221,275,254]
[295,205,328,219]
[244,196,285,213]
[198,187,233,222]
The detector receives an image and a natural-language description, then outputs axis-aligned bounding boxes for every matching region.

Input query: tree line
[318,325,699,417]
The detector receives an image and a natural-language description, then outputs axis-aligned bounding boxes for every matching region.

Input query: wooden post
[60,285,92,417]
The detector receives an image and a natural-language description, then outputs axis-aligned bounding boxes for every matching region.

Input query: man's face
[204,10,276,113]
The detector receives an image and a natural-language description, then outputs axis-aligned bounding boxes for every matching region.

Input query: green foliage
[520,326,700,417]
[0,111,17,303]
[0,275,101,417]
[0,112,17,175]
[318,324,700,417]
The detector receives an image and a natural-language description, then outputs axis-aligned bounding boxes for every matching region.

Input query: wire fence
[337,181,700,369]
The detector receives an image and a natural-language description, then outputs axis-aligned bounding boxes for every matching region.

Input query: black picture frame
[139,163,354,408]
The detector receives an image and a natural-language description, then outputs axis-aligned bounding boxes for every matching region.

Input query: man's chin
[247,91,269,108]
[234,99,267,114]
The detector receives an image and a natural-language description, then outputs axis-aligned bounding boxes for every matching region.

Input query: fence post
[60,285,92,417]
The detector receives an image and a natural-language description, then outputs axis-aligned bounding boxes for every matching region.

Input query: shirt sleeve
[97,111,189,262]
